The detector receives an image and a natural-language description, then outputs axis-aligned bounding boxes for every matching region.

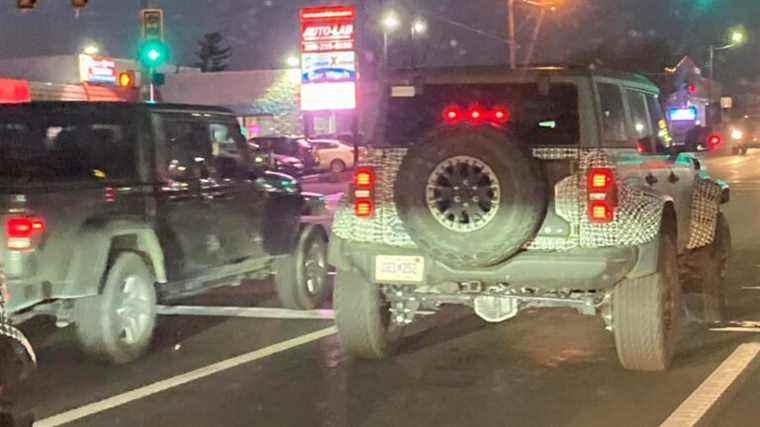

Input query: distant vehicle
[252,136,318,171]
[0,102,330,364]
[311,139,355,173]
[330,66,731,372]
[728,115,760,155]
[249,141,305,177]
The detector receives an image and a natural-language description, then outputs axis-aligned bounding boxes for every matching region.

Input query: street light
[83,45,99,56]
[708,28,747,80]
[381,11,401,69]
[286,55,300,68]
[411,18,427,36]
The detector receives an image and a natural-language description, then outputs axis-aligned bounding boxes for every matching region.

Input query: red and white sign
[300,5,355,53]
[79,54,117,85]
[299,5,358,112]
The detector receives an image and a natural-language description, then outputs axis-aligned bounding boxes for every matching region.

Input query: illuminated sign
[0,78,30,104]
[79,54,117,84]
[301,51,356,83]
[299,5,357,111]
[301,81,356,111]
[300,5,355,53]
[668,107,698,121]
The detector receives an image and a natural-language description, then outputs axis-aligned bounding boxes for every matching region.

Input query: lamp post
[708,30,746,80]
[410,17,427,67]
[381,11,400,69]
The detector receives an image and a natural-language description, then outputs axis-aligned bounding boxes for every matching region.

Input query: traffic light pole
[149,69,156,103]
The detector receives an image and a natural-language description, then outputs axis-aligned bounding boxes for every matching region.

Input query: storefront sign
[79,54,117,85]
[299,5,357,111]
[300,6,355,53]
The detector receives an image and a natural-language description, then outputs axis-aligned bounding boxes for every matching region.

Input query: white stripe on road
[34,326,338,427]
[660,342,760,427]
[156,305,335,320]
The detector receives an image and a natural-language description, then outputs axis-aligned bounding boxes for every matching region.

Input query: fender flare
[686,177,724,250]
[61,220,166,298]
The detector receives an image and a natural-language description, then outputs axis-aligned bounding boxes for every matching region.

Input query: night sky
[0,0,758,85]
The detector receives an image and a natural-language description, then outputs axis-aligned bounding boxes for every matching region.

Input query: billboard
[299,5,357,112]
[79,54,117,85]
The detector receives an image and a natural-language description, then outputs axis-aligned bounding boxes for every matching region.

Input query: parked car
[0,102,330,364]
[728,115,760,155]
[311,139,356,173]
[252,136,318,171]
[249,141,305,177]
[329,66,731,372]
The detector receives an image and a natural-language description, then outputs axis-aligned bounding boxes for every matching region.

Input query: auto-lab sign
[300,5,355,53]
[79,54,117,85]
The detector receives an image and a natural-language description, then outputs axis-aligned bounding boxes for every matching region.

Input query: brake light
[5,215,45,250]
[707,134,721,149]
[353,167,375,218]
[586,168,617,224]
[442,105,462,124]
[441,105,511,125]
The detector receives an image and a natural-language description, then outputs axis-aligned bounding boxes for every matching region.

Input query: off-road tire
[334,270,402,359]
[330,159,347,173]
[395,127,547,269]
[275,225,329,310]
[613,220,681,372]
[74,252,157,364]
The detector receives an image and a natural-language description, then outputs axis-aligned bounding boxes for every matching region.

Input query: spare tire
[395,126,547,269]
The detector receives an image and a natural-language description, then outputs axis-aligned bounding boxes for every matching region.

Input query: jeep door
[205,117,267,262]
[152,113,225,279]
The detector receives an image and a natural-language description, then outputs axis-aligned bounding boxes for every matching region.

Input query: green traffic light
[138,39,169,68]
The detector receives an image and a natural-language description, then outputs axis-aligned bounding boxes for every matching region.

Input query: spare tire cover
[395,127,547,269]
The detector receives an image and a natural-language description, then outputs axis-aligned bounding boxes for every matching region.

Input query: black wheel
[275,225,329,310]
[395,127,547,269]
[74,252,157,364]
[330,159,347,173]
[612,218,681,371]
[334,270,403,359]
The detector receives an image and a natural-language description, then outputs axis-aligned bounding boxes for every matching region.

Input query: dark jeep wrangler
[329,66,731,371]
[0,102,329,364]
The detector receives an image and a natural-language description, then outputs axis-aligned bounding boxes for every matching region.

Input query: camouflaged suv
[329,66,731,372]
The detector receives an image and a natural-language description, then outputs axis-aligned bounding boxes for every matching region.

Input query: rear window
[0,107,136,183]
[384,83,579,146]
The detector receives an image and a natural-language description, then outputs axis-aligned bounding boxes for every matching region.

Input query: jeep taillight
[587,168,617,224]
[5,215,45,250]
[353,167,375,218]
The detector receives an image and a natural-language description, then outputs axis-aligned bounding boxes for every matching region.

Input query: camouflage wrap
[332,148,417,248]
[686,176,722,250]
[333,148,666,252]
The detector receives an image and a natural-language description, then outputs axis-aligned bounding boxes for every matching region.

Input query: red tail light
[491,106,510,123]
[353,167,375,218]
[5,215,45,249]
[441,105,511,125]
[707,134,721,149]
[442,105,462,124]
[467,106,484,122]
[586,168,617,224]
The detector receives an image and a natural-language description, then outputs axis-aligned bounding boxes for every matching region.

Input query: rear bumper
[329,236,650,291]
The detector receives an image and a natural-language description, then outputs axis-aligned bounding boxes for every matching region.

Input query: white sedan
[311,139,356,173]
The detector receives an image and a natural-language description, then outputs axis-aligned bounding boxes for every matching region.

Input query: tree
[195,32,232,72]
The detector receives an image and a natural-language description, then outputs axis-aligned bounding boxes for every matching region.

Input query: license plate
[375,255,425,283]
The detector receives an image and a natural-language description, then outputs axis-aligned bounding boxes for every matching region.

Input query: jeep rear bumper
[329,236,657,291]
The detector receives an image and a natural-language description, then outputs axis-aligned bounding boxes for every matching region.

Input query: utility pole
[507,0,517,69]
[523,7,546,66]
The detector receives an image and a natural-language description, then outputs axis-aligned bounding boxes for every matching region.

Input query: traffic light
[137,39,170,69]
[16,0,37,9]
[117,71,135,88]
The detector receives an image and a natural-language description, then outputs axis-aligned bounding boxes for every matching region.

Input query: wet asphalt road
[11,154,760,427]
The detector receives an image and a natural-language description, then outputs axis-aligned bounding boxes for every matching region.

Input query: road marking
[156,305,335,320]
[660,341,760,427]
[34,326,338,427]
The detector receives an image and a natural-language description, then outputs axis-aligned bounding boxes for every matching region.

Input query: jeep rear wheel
[74,252,157,364]
[612,220,681,371]
[275,225,329,310]
[334,271,403,359]
[395,127,547,269]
